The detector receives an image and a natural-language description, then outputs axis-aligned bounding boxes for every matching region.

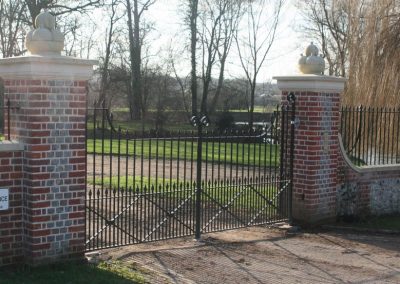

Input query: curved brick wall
[337,136,400,217]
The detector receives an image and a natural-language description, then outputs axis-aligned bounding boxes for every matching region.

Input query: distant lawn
[86,120,194,133]
[229,106,276,113]
[90,106,276,132]
[115,121,194,132]
[87,139,280,167]
[0,261,145,284]
[111,106,272,113]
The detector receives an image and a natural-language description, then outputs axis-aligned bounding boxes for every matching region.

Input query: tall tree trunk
[98,2,117,107]
[249,79,256,130]
[133,0,143,119]
[126,0,141,120]
[209,46,229,114]
[190,0,198,117]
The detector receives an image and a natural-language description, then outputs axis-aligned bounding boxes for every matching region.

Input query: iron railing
[85,100,295,251]
[340,106,400,166]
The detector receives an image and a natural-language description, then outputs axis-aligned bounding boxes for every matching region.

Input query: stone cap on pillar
[25,10,64,56]
[273,74,347,94]
[274,42,346,94]
[0,56,98,80]
[0,10,97,81]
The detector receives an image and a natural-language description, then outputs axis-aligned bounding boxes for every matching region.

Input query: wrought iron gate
[85,95,295,251]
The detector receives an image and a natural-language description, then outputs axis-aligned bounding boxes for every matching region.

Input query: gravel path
[87,154,277,181]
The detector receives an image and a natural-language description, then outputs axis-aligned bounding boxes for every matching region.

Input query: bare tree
[235,0,283,129]
[125,0,156,120]
[24,0,103,26]
[297,0,351,77]
[188,0,199,117]
[0,0,103,58]
[183,0,242,118]
[298,0,400,106]
[209,1,242,114]
[170,51,191,115]
[97,0,123,106]
[0,1,28,57]
[345,0,400,106]
[198,0,243,115]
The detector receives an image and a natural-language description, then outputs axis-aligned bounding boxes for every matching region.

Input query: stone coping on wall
[0,55,98,80]
[273,74,347,93]
[0,140,24,152]
[338,134,400,173]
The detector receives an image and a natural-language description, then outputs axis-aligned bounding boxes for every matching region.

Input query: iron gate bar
[141,190,196,242]
[247,181,290,225]
[288,92,296,224]
[195,124,203,240]
[86,194,142,245]
[201,184,248,230]
[249,183,280,209]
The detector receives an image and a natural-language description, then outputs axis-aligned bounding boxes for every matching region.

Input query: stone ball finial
[298,42,325,75]
[25,10,65,56]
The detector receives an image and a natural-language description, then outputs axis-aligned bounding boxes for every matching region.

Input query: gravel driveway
[87,154,274,181]
[93,226,400,283]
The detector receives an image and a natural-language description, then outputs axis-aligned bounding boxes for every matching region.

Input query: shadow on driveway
[99,226,400,284]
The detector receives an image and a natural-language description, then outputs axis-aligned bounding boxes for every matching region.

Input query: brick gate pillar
[0,11,96,264]
[274,75,346,224]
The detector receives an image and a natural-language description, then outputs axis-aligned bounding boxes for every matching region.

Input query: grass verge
[88,176,177,190]
[87,175,280,209]
[0,261,146,284]
[352,215,400,231]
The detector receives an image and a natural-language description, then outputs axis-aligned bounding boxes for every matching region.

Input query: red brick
[68,225,84,233]
[29,145,50,151]
[31,201,50,209]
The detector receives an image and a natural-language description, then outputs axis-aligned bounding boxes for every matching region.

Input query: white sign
[0,188,9,210]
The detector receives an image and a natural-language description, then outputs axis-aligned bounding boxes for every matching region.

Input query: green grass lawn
[87,175,280,210]
[0,261,146,284]
[353,215,400,231]
[87,139,280,167]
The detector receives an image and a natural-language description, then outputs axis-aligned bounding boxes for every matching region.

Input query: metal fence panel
[85,99,295,251]
[340,106,400,166]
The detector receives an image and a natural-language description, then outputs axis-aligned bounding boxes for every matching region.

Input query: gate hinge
[291,117,300,128]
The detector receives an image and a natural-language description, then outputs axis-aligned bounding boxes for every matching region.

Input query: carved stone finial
[25,10,64,56]
[298,42,325,75]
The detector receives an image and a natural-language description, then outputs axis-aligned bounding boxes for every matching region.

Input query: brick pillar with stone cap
[0,11,96,264]
[274,43,346,224]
